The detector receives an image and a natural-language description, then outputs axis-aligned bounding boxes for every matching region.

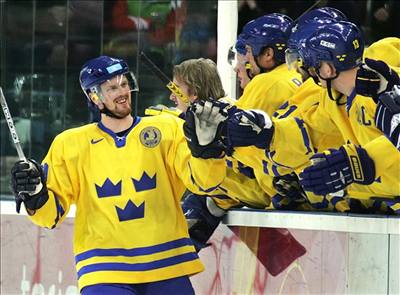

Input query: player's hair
[173,58,225,101]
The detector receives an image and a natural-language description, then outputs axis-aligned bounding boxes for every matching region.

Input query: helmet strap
[100,106,128,119]
[316,69,345,104]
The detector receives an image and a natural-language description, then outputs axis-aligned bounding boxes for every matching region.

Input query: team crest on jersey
[140,127,161,148]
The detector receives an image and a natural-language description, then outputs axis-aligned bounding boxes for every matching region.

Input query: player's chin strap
[316,70,345,105]
[100,106,126,119]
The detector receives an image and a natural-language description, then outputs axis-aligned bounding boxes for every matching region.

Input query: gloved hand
[183,100,228,159]
[144,104,182,117]
[355,58,400,99]
[182,194,225,252]
[299,145,375,196]
[226,109,274,150]
[273,172,307,200]
[11,159,49,214]
[375,85,400,149]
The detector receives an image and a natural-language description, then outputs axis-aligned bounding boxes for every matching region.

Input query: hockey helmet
[79,56,138,102]
[235,13,293,63]
[299,21,364,73]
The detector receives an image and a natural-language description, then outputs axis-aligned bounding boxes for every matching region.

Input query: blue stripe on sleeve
[262,160,269,175]
[271,165,281,176]
[277,105,297,119]
[199,183,220,193]
[50,195,65,229]
[294,117,312,154]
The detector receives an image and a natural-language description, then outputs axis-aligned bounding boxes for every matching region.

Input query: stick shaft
[0,87,27,161]
[140,52,189,104]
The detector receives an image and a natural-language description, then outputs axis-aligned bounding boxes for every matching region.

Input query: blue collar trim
[97,117,141,148]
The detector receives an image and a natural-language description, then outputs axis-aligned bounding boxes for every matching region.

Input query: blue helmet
[235,13,293,63]
[286,18,340,71]
[79,55,138,101]
[288,7,347,50]
[299,21,364,73]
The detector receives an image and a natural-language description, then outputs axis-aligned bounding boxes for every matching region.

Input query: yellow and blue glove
[226,109,274,150]
[356,58,400,99]
[375,85,400,150]
[182,194,225,252]
[299,144,375,196]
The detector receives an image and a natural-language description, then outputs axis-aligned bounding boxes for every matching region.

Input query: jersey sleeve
[27,133,76,229]
[169,118,226,195]
[235,66,301,117]
[363,135,400,194]
[268,99,344,171]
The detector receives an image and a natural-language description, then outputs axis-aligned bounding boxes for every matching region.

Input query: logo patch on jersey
[140,127,161,148]
[91,138,104,144]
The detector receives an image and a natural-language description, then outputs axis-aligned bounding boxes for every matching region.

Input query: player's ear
[320,62,336,78]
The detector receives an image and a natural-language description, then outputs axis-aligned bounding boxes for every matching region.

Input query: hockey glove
[299,144,375,196]
[273,172,307,201]
[356,58,400,99]
[11,159,49,214]
[375,85,400,149]
[183,100,228,159]
[182,194,225,252]
[226,109,274,150]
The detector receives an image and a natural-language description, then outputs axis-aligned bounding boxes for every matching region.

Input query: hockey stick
[294,0,327,22]
[0,86,39,213]
[0,87,26,161]
[139,51,190,104]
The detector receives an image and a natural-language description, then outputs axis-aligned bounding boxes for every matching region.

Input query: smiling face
[170,77,197,112]
[93,74,132,118]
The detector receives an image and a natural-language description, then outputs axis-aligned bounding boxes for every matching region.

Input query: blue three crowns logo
[95,172,156,222]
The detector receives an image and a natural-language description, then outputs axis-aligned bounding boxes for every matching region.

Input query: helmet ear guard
[91,92,100,102]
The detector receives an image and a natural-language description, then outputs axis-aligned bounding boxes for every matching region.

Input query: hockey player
[162,57,307,276]
[232,13,302,115]
[166,58,280,244]
[223,12,309,210]
[10,55,228,294]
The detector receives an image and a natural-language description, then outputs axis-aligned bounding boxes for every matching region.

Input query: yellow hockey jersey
[235,63,302,116]
[212,65,307,210]
[269,90,400,199]
[231,78,343,175]
[28,115,227,291]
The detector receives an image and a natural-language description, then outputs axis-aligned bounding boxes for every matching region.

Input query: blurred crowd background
[0,0,398,198]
